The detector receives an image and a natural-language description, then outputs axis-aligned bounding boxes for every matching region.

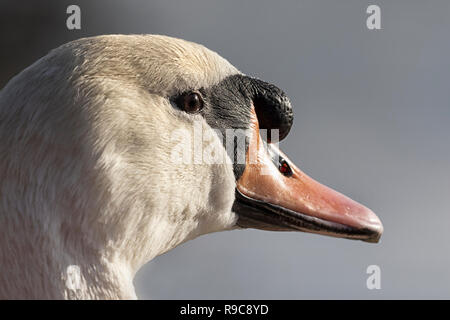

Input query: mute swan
[0,35,382,299]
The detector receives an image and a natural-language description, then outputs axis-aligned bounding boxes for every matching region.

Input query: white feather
[0,35,240,299]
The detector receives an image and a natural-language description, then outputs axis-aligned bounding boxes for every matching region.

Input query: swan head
[0,34,382,298]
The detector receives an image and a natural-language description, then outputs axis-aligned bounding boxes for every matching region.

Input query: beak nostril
[279,159,293,177]
[266,142,294,177]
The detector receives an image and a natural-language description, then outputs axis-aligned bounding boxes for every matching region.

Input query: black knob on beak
[248,77,293,142]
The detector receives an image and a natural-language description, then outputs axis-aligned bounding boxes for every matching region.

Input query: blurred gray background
[1,0,449,299]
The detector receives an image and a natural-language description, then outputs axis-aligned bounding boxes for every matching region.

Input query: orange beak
[234,109,383,243]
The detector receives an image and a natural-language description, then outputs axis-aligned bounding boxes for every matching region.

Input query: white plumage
[0,35,240,299]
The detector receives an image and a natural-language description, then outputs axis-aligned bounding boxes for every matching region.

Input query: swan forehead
[60,34,240,97]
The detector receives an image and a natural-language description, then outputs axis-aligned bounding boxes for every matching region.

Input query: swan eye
[180,91,204,113]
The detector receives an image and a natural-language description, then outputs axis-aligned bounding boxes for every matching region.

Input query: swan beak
[234,111,383,243]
